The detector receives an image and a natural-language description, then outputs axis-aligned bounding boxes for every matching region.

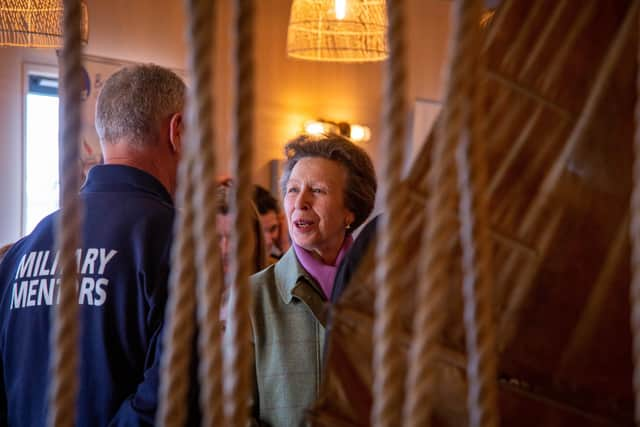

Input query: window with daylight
[24,73,60,235]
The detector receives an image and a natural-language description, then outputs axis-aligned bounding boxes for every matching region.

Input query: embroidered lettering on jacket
[10,248,117,309]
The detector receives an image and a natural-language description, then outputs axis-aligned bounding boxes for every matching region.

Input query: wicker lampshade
[0,0,88,48]
[287,0,388,63]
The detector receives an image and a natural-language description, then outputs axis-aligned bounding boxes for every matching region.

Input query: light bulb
[304,121,327,136]
[335,0,347,20]
[349,124,371,142]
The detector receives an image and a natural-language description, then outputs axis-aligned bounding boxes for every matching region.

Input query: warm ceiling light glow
[287,0,388,63]
[335,0,347,20]
[349,124,371,142]
[302,119,370,142]
[304,121,329,136]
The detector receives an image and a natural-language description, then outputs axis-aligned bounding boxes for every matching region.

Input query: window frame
[22,62,59,236]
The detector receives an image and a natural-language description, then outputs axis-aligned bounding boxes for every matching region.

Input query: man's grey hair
[95,64,186,145]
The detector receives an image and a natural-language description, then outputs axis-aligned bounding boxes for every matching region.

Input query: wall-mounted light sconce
[303,119,371,142]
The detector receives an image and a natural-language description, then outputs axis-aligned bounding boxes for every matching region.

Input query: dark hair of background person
[253,185,279,215]
[279,134,377,233]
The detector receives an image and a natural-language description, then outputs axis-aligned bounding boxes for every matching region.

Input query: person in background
[247,134,377,426]
[216,178,267,322]
[253,184,289,263]
[0,64,192,426]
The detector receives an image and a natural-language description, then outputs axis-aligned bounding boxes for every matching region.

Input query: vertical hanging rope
[371,0,408,426]
[630,4,640,424]
[402,0,469,425]
[157,155,198,427]
[48,0,83,426]
[184,0,226,426]
[456,2,499,427]
[224,0,255,425]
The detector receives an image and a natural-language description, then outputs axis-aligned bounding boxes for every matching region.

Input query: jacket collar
[274,247,328,326]
[81,164,173,206]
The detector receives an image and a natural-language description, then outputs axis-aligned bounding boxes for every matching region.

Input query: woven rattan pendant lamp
[287,0,388,63]
[0,0,88,48]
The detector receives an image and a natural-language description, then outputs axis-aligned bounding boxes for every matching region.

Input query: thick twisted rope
[183,0,226,426]
[630,4,640,424]
[371,0,408,426]
[48,1,83,425]
[402,0,470,424]
[455,2,499,427]
[224,0,255,425]
[157,155,198,427]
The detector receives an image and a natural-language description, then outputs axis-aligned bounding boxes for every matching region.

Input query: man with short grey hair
[95,64,185,195]
[0,64,189,426]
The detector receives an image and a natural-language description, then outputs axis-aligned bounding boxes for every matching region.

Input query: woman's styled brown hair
[280,134,377,232]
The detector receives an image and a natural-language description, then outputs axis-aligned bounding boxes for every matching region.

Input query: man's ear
[168,112,183,153]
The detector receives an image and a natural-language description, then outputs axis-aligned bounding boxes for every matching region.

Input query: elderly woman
[249,135,377,426]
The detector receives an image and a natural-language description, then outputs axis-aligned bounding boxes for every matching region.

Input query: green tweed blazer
[250,247,328,427]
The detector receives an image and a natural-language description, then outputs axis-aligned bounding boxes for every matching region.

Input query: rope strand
[402,0,466,422]
[372,0,408,426]
[224,0,255,425]
[48,1,83,425]
[181,0,226,426]
[157,156,198,427]
[183,0,226,425]
[456,2,499,426]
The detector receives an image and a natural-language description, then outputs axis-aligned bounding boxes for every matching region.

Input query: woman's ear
[169,112,183,153]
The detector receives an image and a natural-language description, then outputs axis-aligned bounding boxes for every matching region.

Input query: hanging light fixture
[0,0,89,48]
[287,0,388,63]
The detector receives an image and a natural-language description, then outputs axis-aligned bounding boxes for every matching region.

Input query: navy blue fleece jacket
[0,164,176,426]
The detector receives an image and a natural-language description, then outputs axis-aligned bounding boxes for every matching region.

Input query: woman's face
[284,157,355,264]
